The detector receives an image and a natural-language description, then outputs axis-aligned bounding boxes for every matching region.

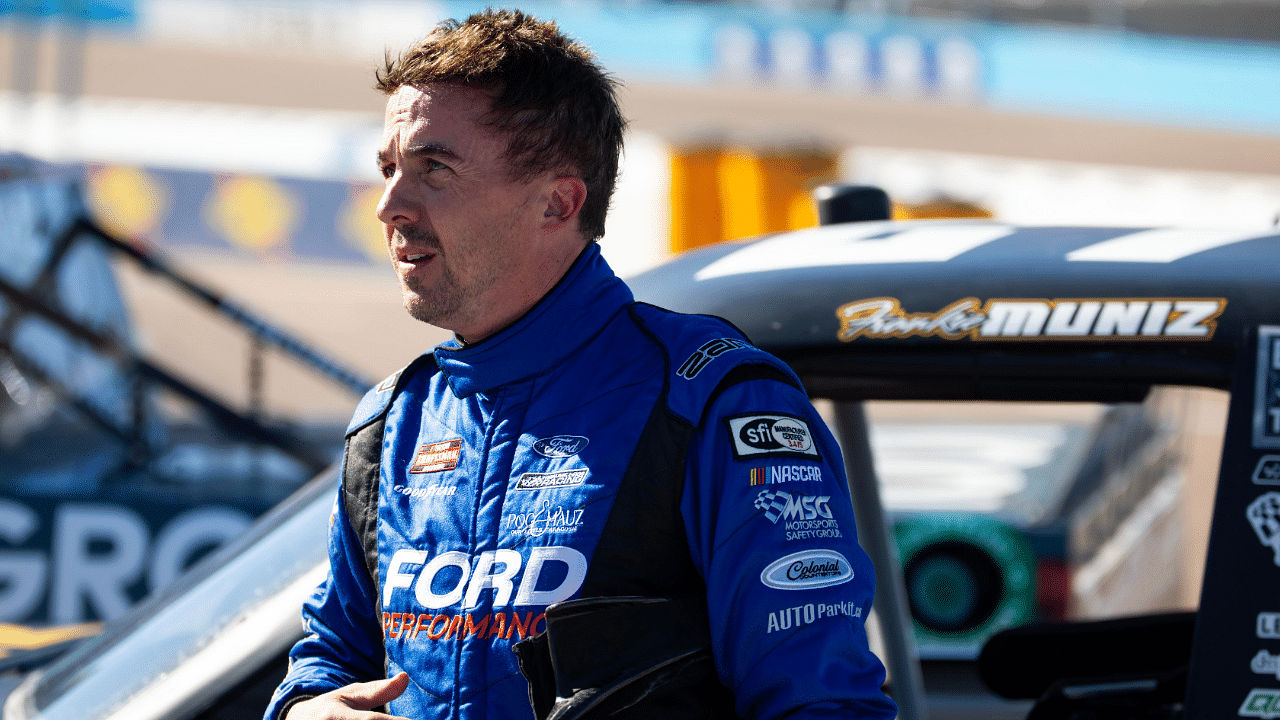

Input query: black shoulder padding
[341,353,437,594]
[703,363,803,424]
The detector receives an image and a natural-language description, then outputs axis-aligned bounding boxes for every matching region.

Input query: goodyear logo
[836,297,1226,342]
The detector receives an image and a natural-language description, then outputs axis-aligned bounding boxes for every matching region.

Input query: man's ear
[542,177,588,232]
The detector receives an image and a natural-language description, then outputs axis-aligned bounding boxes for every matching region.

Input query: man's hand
[285,673,412,720]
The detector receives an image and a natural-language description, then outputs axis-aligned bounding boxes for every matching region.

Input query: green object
[893,514,1037,659]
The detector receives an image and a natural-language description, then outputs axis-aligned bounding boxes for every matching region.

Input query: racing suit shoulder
[346,353,439,435]
[627,303,804,425]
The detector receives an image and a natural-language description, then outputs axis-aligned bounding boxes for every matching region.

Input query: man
[267,9,896,720]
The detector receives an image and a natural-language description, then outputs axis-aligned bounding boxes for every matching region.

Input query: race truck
[2,180,1279,720]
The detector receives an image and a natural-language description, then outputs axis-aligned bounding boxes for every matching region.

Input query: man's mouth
[406,253,428,262]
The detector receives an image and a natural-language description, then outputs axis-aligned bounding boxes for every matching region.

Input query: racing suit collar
[433,242,634,398]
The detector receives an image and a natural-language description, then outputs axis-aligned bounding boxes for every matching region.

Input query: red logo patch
[410,439,462,473]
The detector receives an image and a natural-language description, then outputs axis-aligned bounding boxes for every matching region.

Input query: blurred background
[0,0,1275,637]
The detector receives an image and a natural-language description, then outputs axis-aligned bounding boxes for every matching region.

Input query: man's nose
[376,172,420,227]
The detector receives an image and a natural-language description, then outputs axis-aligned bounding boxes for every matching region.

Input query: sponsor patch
[1241,689,1280,719]
[392,484,458,500]
[755,489,842,541]
[1256,457,1280,485]
[409,439,462,474]
[836,296,1227,342]
[677,338,751,379]
[505,500,585,538]
[766,601,862,633]
[749,464,823,486]
[1255,650,1280,680]
[532,435,589,458]
[726,413,821,461]
[515,469,589,491]
[1261,613,1280,639]
[1256,327,1280,449]
[1248,492,1280,566]
[760,549,853,590]
[383,610,546,643]
[755,489,831,523]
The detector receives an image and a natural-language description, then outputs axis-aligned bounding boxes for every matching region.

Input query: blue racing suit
[265,243,896,720]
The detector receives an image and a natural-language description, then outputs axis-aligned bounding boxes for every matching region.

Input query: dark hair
[376,8,625,241]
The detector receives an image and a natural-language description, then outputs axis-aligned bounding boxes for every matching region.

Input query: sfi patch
[726,413,821,461]
[409,439,462,474]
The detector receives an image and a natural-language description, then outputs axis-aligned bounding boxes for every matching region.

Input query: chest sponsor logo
[505,500,585,538]
[727,414,820,461]
[1260,613,1280,639]
[383,609,547,645]
[382,546,586,612]
[677,338,751,379]
[515,469,589,491]
[409,439,461,474]
[1241,689,1280,719]
[836,296,1227,342]
[1256,327,1280,450]
[1255,457,1280,485]
[750,464,823,486]
[760,549,853,590]
[1248,492,1280,566]
[391,484,457,500]
[532,435,589,458]
[766,601,862,634]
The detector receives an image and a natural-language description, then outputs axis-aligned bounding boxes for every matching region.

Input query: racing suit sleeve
[264,481,387,720]
[681,375,897,720]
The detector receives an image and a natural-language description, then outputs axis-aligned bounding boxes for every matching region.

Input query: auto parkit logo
[532,435,589,458]
[749,464,823,486]
[760,549,853,590]
[409,439,462,473]
[1247,492,1280,565]
[727,413,820,461]
[766,601,862,634]
[677,337,751,379]
[835,296,1226,342]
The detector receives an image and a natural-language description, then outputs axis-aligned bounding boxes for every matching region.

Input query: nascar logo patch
[410,439,462,474]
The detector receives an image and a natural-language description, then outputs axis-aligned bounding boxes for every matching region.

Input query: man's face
[376,83,558,340]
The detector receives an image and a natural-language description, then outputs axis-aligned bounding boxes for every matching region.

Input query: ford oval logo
[532,435,589,458]
[760,549,853,590]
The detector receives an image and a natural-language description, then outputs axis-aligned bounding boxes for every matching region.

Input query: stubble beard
[395,225,465,328]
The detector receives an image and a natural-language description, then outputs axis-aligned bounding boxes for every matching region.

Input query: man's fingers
[284,676,413,720]
[335,673,411,711]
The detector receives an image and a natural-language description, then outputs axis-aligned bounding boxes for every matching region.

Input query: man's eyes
[379,158,449,179]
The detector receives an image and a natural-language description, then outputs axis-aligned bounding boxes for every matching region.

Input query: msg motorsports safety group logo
[835,296,1226,342]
